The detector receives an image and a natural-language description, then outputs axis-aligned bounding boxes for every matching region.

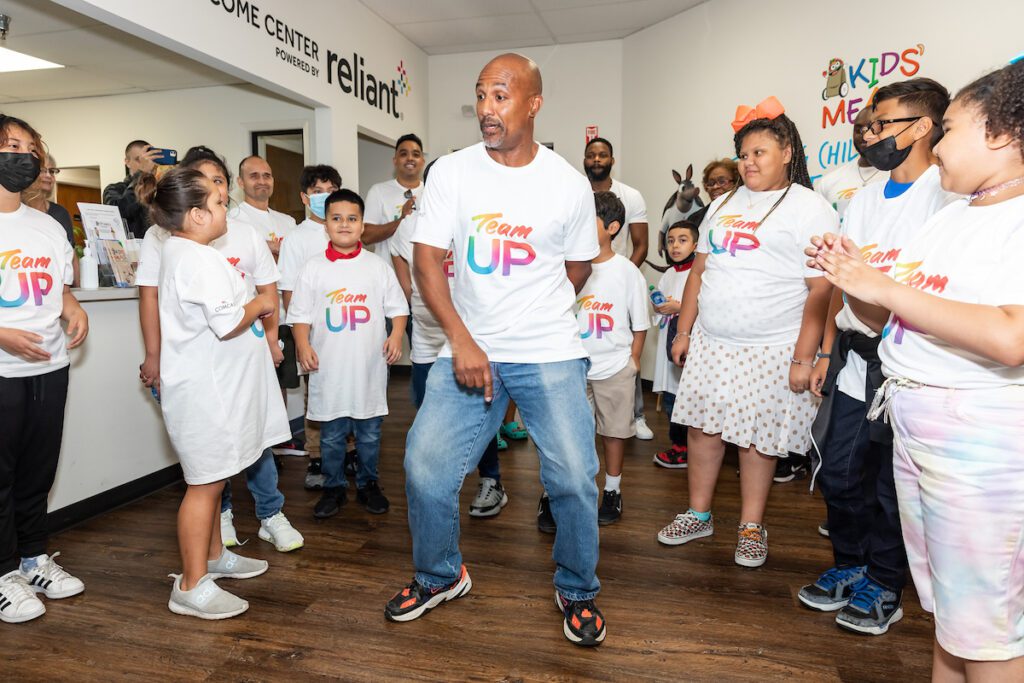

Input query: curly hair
[957,60,1024,159]
[733,114,812,189]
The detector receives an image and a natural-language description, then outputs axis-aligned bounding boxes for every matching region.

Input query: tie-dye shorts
[888,383,1024,661]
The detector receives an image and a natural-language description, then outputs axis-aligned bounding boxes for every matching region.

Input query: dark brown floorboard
[3,380,933,682]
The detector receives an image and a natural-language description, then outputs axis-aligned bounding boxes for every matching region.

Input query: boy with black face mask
[799,78,955,636]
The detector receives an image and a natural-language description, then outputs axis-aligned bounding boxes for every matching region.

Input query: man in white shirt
[583,137,654,440]
[363,133,425,266]
[229,155,297,260]
[815,108,889,223]
[384,54,606,647]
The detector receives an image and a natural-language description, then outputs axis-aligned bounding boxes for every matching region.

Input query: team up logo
[861,243,947,345]
[577,295,614,339]
[324,288,370,332]
[466,213,536,276]
[708,214,761,257]
[0,249,54,308]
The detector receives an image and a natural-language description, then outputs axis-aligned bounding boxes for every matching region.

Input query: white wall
[428,41,622,169]
[3,84,314,196]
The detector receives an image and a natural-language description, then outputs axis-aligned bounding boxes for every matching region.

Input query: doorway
[251,129,305,224]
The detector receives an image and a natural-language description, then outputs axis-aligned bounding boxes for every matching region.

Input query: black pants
[0,367,69,574]
[661,391,687,447]
[816,390,906,592]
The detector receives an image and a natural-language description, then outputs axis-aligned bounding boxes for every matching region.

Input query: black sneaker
[384,564,472,622]
[313,486,346,519]
[836,576,904,635]
[773,454,809,483]
[537,494,556,534]
[597,490,622,526]
[555,591,606,646]
[304,459,324,491]
[356,480,390,514]
[344,448,359,478]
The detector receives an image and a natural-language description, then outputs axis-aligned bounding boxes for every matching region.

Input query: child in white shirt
[577,192,649,525]
[651,221,697,469]
[138,167,290,620]
[289,189,409,519]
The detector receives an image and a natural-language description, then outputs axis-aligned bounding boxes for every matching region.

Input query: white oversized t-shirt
[157,237,290,484]
[815,159,889,223]
[365,179,423,269]
[278,218,328,293]
[227,201,296,244]
[0,205,75,378]
[390,212,455,364]
[652,264,692,394]
[576,254,649,380]
[413,142,599,363]
[609,179,648,259]
[880,195,1024,389]
[286,247,409,420]
[696,184,837,346]
[835,165,952,400]
[136,218,279,295]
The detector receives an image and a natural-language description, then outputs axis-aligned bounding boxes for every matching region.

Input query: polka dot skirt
[670,328,820,457]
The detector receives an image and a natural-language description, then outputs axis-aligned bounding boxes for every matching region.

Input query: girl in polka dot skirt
[656,98,837,567]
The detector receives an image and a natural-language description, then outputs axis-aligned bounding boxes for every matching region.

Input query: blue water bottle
[649,285,666,306]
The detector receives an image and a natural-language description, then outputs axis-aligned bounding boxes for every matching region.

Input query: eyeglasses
[705,177,735,189]
[857,117,921,136]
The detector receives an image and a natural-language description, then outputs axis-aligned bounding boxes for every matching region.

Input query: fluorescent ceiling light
[0,46,63,73]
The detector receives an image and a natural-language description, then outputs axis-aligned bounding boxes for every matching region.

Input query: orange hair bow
[731,96,786,133]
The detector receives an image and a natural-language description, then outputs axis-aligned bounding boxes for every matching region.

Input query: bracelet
[790,358,813,366]
[816,352,832,359]
[673,332,690,342]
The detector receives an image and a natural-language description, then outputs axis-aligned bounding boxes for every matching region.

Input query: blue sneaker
[835,576,903,635]
[798,565,866,612]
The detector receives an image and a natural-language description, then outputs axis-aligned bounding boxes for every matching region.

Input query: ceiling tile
[361,0,535,24]
[7,24,168,68]
[541,0,699,37]
[0,65,140,100]
[77,57,240,91]
[399,13,553,50]
[0,0,100,36]
[426,37,558,56]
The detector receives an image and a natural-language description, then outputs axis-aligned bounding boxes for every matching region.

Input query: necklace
[968,176,1024,204]
[856,165,880,185]
[745,186,786,209]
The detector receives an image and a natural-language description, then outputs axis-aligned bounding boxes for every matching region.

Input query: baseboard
[47,464,183,534]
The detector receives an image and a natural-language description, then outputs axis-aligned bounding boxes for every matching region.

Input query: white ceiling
[0,0,241,104]
[359,0,706,55]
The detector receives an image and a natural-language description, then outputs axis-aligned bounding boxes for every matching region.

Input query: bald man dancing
[383,54,606,646]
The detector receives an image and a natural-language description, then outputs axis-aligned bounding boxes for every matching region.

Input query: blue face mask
[307,192,330,220]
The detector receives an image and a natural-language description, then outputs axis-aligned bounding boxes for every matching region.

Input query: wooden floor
[4,380,934,682]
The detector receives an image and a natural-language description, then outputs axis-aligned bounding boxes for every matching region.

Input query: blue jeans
[411,361,500,481]
[405,357,600,600]
[321,415,382,489]
[220,448,285,520]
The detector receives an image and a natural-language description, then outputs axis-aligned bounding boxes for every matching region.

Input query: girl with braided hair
[655,98,837,569]
[810,58,1024,680]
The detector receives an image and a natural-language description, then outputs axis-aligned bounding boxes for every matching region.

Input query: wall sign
[585,125,599,143]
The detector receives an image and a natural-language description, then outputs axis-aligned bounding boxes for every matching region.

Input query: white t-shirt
[413,142,599,363]
[835,165,952,400]
[286,248,409,420]
[136,218,279,295]
[609,179,648,259]
[364,178,423,268]
[880,195,1024,389]
[157,237,290,484]
[390,212,455,364]
[652,264,692,393]
[696,184,837,346]
[0,205,75,378]
[278,218,328,293]
[815,159,889,224]
[227,202,296,244]
[576,254,649,380]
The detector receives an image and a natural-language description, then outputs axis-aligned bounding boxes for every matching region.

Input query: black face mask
[860,123,917,172]
[0,152,41,193]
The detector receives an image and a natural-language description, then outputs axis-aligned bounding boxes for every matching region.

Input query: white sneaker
[468,478,508,518]
[20,552,84,599]
[0,570,45,623]
[258,512,305,552]
[168,574,248,620]
[634,416,654,440]
[207,548,268,580]
[220,509,240,548]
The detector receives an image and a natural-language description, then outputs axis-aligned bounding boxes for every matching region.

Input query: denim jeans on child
[405,357,601,600]
[220,448,285,520]
[321,415,383,489]
[411,361,500,481]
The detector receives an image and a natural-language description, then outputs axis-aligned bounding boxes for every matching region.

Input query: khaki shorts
[587,361,638,439]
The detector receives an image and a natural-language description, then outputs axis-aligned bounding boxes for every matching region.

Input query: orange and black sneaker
[555,590,606,646]
[384,564,472,623]
[653,444,688,469]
